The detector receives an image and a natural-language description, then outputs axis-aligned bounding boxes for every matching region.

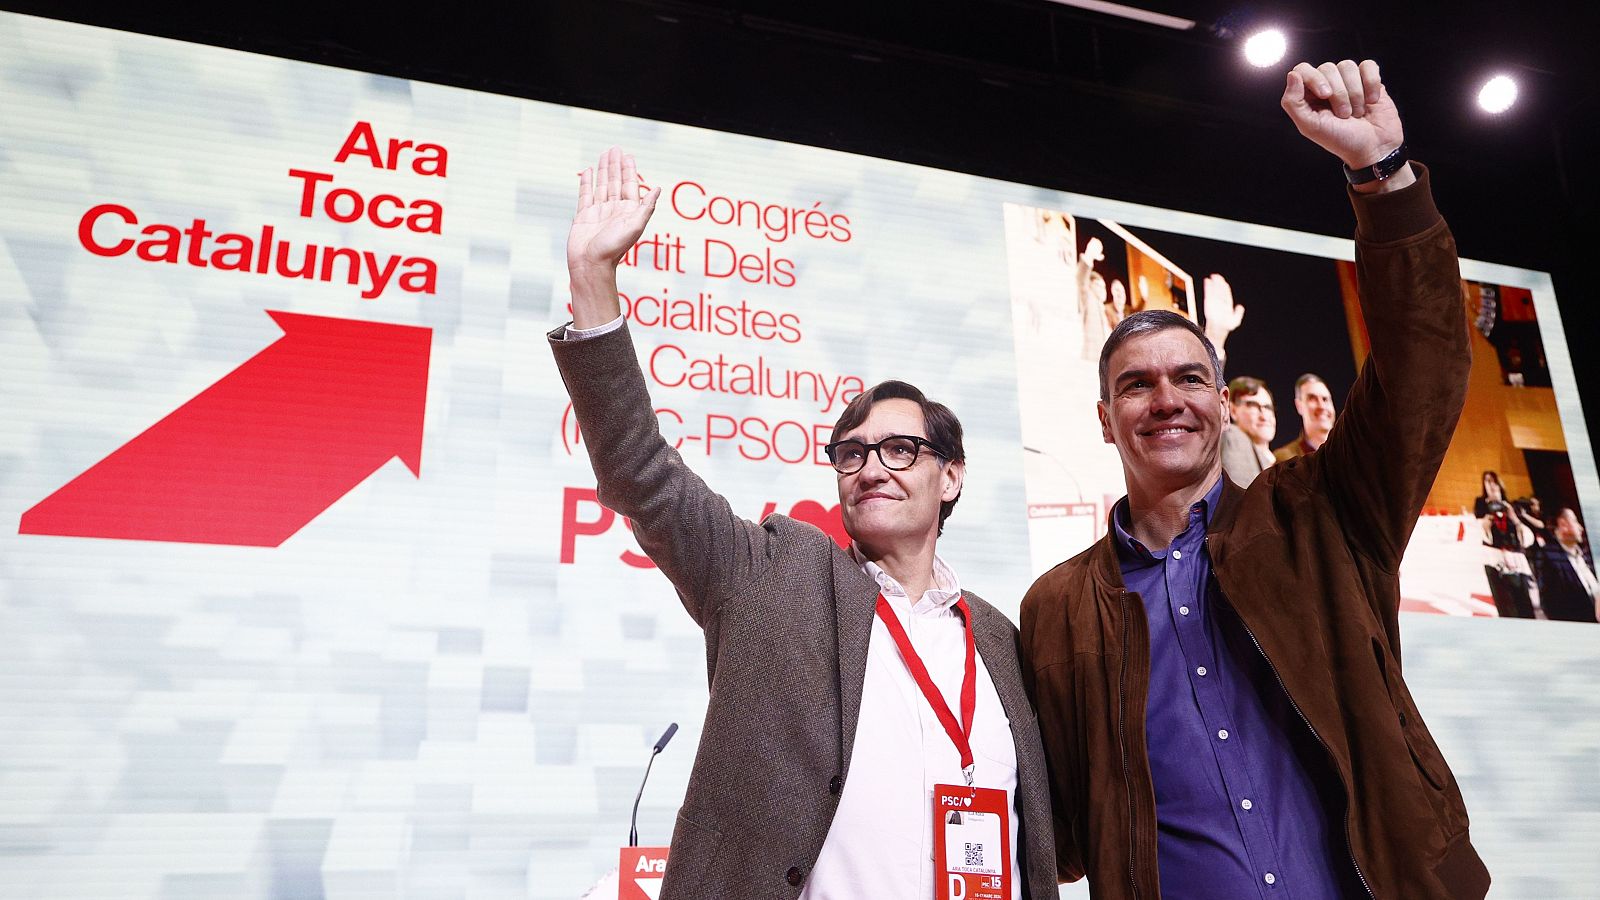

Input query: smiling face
[1295,377,1336,439]
[1099,327,1227,499]
[835,398,964,557]
[1229,387,1276,446]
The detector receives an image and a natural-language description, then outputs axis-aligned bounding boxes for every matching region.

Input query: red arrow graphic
[19,310,432,547]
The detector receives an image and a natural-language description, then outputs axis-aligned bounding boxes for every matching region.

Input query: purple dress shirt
[1112,478,1364,899]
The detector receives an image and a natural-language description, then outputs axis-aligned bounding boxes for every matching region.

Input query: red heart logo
[789,499,850,548]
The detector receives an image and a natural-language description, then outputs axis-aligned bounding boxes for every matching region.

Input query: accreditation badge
[933,784,1012,900]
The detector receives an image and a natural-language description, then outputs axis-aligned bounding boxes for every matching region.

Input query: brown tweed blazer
[551,323,1057,900]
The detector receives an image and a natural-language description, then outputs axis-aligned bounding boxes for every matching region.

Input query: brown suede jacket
[1020,166,1490,900]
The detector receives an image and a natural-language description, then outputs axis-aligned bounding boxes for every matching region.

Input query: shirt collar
[1111,476,1225,567]
[849,543,963,614]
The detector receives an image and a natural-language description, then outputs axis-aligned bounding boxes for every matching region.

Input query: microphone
[629,722,678,847]
[653,722,678,753]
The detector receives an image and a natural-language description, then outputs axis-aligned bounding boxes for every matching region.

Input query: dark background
[1125,225,1357,448]
[8,0,1596,451]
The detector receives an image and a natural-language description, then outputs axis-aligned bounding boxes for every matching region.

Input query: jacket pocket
[1371,638,1451,791]
[662,807,725,891]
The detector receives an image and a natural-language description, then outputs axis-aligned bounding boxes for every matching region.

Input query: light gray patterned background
[1,12,1595,900]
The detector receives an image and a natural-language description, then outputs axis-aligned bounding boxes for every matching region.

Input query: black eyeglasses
[824,435,948,474]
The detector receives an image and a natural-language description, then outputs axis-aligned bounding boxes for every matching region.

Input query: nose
[1149,378,1184,416]
[854,447,892,484]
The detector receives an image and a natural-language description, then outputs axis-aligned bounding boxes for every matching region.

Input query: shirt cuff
[560,315,626,341]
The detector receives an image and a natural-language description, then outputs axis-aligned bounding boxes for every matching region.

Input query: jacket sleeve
[1019,582,1088,885]
[549,323,775,626]
[1305,164,1469,574]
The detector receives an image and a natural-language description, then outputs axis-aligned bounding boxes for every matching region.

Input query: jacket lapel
[969,598,1029,723]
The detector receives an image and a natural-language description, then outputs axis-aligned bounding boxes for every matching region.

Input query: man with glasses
[1220,376,1277,487]
[549,147,1056,900]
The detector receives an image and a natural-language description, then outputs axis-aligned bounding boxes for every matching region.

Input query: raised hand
[1281,59,1410,189]
[566,147,661,329]
[568,146,661,276]
[1200,273,1244,363]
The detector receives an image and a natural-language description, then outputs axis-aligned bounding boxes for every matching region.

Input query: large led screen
[2,12,1597,899]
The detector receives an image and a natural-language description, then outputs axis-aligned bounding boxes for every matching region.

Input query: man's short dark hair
[1098,309,1223,402]
[830,380,964,533]
[1227,375,1269,402]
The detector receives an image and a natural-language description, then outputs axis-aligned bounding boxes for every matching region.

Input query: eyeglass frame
[823,434,950,475]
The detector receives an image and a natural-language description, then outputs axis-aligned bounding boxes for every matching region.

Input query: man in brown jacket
[551,150,1057,899]
[1021,60,1490,899]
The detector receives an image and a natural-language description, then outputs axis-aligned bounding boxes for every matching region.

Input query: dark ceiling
[7,0,1599,445]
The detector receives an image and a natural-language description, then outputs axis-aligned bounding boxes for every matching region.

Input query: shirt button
[1172,549,1183,559]
[1264,872,1276,885]
[1179,606,1190,616]
[1241,798,1253,810]
[1196,666,1207,677]
[786,866,804,886]
[829,775,844,795]
[1217,729,1229,740]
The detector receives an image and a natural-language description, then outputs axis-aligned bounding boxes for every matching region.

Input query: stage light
[1477,75,1518,114]
[1243,29,1287,68]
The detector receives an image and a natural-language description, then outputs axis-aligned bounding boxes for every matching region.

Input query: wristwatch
[1344,144,1409,185]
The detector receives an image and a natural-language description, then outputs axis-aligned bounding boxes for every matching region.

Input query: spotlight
[1243,29,1287,68]
[1477,75,1518,114]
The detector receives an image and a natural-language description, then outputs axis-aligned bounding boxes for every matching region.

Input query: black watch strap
[1343,143,1409,185]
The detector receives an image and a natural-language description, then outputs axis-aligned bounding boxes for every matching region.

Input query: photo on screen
[1004,206,1595,623]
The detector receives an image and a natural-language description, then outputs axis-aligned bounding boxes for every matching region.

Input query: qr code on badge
[944,810,1001,875]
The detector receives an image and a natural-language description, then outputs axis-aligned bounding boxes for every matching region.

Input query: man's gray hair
[1294,372,1328,396]
[1098,309,1224,402]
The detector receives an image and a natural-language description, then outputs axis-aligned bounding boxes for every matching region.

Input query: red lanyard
[874,592,978,785]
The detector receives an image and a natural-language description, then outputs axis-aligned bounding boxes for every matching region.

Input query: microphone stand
[629,722,678,847]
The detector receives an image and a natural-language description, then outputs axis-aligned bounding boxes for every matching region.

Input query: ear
[1219,385,1231,426]
[1097,400,1115,445]
[941,460,966,503]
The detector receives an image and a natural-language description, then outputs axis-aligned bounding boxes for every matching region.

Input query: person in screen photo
[549,148,1056,899]
[1531,508,1600,623]
[1272,372,1335,461]
[1106,278,1129,333]
[1078,238,1110,361]
[1020,58,1490,899]
[1476,470,1537,619]
[1220,376,1276,487]
[1511,495,1552,547]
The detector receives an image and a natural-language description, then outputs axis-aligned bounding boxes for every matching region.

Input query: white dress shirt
[560,315,628,340]
[801,548,1023,900]
[1563,543,1600,598]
